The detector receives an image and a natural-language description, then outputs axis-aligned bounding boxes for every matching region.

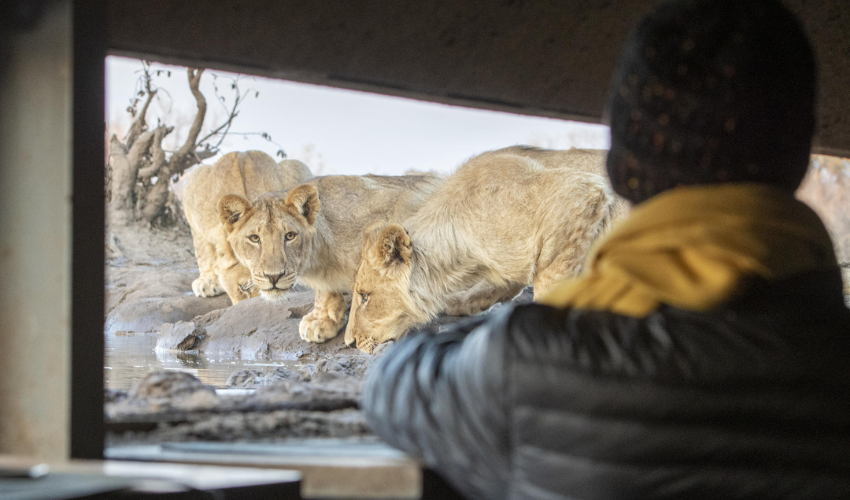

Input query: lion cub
[182,150,312,304]
[218,173,443,343]
[345,148,628,353]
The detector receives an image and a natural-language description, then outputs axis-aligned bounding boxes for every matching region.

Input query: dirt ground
[104,223,504,445]
[105,223,364,444]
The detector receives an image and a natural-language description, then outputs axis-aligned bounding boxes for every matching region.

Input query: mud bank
[106,226,231,335]
[106,366,370,445]
[156,289,360,360]
[105,224,377,444]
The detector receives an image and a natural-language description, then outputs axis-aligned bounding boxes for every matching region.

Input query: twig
[176,68,207,159]
[223,131,287,152]
[124,64,157,146]
[196,82,257,152]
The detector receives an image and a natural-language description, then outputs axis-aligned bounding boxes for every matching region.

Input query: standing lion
[182,150,312,304]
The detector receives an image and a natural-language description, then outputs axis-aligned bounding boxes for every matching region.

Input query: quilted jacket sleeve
[360,310,514,500]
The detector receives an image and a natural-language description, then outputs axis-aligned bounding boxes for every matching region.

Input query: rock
[226,369,265,388]
[256,375,362,411]
[156,290,361,360]
[264,367,306,384]
[108,409,371,444]
[225,367,307,389]
[157,321,202,351]
[130,371,216,401]
[106,265,230,335]
[171,389,221,411]
[226,366,317,388]
[314,355,372,378]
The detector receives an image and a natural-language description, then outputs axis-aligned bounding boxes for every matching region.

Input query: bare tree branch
[125,66,157,147]
[109,134,127,157]
[108,128,154,223]
[176,68,206,158]
[195,107,238,151]
[195,82,252,152]
[222,130,287,153]
[141,69,206,223]
[137,126,171,180]
[124,130,155,178]
[194,148,217,161]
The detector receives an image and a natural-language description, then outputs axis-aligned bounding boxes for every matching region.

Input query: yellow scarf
[540,184,837,317]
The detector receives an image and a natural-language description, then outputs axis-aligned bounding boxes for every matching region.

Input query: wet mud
[106,225,400,445]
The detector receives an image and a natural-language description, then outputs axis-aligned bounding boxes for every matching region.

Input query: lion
[217,172,443,343]
[492,145,612,174]
[182,150,312,304]
[344,148,629,353]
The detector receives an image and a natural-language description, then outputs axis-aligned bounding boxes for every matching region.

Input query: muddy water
[105,334,304,390]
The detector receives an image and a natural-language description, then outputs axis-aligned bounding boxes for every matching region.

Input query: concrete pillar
[0,1,73,459]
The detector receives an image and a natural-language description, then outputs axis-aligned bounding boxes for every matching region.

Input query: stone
[226,369,265,389]
[157,321,202,351]
[106,265,230,335]
[130,370,216,401]
[155,290,362,360]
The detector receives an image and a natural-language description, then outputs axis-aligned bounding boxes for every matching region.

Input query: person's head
[606,0,817,204]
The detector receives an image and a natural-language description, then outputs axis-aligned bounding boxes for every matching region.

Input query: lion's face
[344,223,419,354]
[218,185,320,301]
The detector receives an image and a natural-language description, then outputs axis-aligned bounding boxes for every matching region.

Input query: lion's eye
[359,293,369,303]
[248,235,260,243]
[285,232,297,241]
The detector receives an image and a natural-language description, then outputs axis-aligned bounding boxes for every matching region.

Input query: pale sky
[106,56,610,176]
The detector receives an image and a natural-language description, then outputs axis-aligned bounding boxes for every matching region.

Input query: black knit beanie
[606,0,817,204]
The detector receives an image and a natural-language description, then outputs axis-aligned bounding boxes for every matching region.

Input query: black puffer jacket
[361,269,850,500]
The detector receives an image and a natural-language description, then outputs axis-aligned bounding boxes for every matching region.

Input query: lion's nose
[345,336,357,348]
[264,272,284,286]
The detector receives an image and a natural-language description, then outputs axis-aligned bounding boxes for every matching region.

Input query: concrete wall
[0,1,73,459]
[106,0,850,156]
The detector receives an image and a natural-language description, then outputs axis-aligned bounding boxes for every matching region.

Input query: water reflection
[105,334,303,389]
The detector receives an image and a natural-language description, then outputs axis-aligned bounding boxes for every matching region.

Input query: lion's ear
[218,194,252,233]
[378,224,412,269]
[285,184,320,226]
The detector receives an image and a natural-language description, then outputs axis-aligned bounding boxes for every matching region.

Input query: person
[359,0,850,498]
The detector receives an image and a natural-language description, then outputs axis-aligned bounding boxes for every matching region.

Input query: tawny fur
[182,150,312,304]
[221,173,444,343]
[345,148,630,353]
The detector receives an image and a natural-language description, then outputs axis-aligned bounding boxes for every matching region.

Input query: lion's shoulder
[482,145,609,175]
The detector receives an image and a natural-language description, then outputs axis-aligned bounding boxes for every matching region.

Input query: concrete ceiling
[106,0,850,156]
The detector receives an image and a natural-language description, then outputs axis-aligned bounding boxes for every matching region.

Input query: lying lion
[182,150,312,304]
[344,148,628,353]
[218,172,443,343]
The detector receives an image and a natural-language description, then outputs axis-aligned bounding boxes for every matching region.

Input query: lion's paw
[299,313,343,343]
[192,276,223,298]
